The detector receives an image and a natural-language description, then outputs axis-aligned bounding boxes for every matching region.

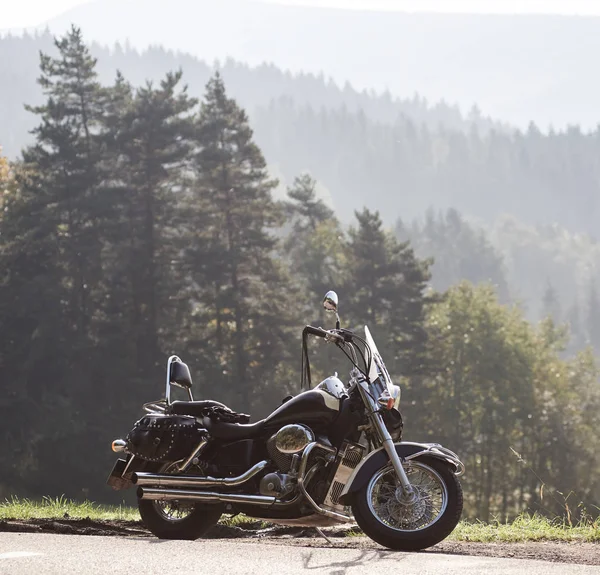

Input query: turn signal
[377,393,395,411]
[112,439,127,453]
[377,385,401,411]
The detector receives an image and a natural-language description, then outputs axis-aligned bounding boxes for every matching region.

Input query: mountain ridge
[18,0,600,130]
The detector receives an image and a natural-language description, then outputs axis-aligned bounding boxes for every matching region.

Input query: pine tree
[0,27,110,495]
[23,26,107,336]
[284,173,334,235]
[566,301,586,353]
[102,71,197,379]
[541,279,561,324]
[345,208,433,378]
[186,73,296,413]
[586,279,600,352]
[284,173,342,299]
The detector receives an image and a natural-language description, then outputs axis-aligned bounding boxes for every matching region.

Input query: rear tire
[351,456,463,551]
[138,499,222,540]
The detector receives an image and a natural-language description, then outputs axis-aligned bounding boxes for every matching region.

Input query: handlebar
[304,325,329,338]
[304,325,353,345]
[301,325,367,389]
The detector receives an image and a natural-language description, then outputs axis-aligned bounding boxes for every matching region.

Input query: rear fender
[338,442,464,505]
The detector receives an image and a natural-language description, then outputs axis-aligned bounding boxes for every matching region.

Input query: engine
[260,424,316,497]
[259,472,295,497]
[266,424,315,472]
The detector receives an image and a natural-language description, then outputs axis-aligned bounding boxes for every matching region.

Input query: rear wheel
[351,456,463,551]
[138,499,222,540]
[137,462,222,540]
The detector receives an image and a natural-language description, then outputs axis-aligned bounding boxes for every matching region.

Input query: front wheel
[351,456,463,551]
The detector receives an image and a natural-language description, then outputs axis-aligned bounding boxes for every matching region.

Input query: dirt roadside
[0,518,598,566]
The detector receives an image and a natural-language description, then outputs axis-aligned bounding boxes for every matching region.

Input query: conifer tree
[22,25,106,337]
[187,73,296,413]
[541,280,561,324]
[284,173,334,234]
[0,26,109,495]
[102,71,197,378]
[284,173,342,299]
[586,279,600,353]
[345,208,433,378]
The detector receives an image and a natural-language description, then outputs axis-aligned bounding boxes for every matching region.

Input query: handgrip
[304,325,328,338]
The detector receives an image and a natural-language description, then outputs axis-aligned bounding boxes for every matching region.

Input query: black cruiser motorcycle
[107,291,464,550]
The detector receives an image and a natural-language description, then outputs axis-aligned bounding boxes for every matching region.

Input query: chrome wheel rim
[153,500,195,522]
[152,461,194,523]
[366,461,448,532]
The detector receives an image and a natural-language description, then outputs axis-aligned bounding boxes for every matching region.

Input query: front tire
[138,499,223,540]
[351,456,463,551]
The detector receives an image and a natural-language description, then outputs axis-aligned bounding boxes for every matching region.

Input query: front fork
[356,378,414,497]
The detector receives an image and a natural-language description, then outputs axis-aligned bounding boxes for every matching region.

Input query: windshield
[364,325,395,395]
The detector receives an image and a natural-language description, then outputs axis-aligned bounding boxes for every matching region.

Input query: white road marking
[0,551,42,559]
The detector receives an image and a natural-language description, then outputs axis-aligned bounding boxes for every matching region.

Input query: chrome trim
[404,445,465,477]
[367,460,449,532]
[139,455,329,511]
[133,460,269,488]
[177,439,209,472]
[122,454,137,477]
[165,355,178,405]
[357,381,414,495]
[323,442,364,511]
[274,424,315,454]
[143,400,167,414]
[139,488,276,507]
[111,439,127,453]
[297,442,353,523]
[339,441,465,500]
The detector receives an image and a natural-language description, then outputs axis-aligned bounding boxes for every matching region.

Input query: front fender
[338,442,464,505]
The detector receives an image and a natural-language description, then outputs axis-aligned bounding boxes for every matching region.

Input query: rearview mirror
[323,291,338,313]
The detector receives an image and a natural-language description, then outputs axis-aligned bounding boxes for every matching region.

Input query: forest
[1,27,599,523]
[3,30,600,330]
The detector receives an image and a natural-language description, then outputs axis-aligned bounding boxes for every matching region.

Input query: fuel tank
[264,389,340,431]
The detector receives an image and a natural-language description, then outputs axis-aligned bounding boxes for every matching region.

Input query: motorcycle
[107,290,464,550]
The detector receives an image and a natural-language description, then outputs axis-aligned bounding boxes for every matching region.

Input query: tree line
[4,30,600,338]
[1,27,599,522]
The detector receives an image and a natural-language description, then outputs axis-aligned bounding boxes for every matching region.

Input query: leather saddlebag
[126,414,205,463]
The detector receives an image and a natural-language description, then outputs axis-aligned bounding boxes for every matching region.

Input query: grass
[0,496,139,522]
[449,514,600,543]
[1,497,599,543]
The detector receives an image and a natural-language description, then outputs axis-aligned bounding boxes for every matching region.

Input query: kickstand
[314,527,335,545]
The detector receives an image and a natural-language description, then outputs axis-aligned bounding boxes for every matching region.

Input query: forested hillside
[5,31,600,333]
[31,0,600,130]
[0,30,491,160]
[1,28,599,523]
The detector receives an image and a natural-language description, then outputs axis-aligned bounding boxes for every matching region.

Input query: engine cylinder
[267,424,315,471]
[274,424,315,454]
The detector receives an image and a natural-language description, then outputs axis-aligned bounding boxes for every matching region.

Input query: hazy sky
[5,0,600,28]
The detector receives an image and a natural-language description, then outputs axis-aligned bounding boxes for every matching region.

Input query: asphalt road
[0,533,598,575]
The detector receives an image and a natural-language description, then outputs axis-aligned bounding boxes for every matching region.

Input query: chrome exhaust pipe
[133,460,268,488]
[138,487,276,507]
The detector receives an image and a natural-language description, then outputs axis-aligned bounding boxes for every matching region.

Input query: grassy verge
[450,514,600,543]
[0,496,139,522]
[1,497,599,543]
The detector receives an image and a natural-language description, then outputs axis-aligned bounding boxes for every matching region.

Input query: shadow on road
[301,548,402,574]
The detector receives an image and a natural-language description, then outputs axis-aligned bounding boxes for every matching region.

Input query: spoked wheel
[351,456,463,551]
[137,462,223,540]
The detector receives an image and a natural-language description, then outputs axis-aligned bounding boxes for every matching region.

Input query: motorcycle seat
[169,400,230,417]
[202,417,267,441]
